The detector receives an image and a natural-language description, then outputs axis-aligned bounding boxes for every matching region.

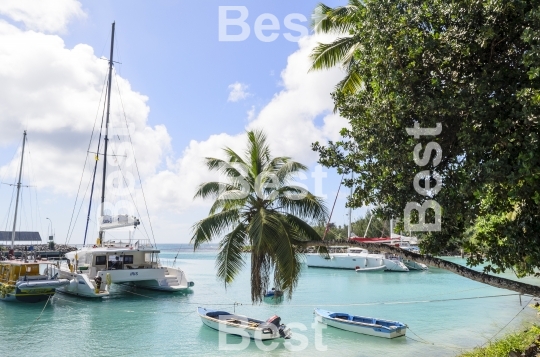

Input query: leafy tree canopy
[311,0,540,276]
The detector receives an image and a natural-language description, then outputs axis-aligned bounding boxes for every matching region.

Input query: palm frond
[209,196,248,215]
[248,209,283,252]
[205,157,248,178]
[282,213,324,242]
[216,223,247,284]
[194,181,228,200]
[275,191,328,221]
[336,61,364,95]
[274,160,308,184]
[223,147,247,166]
[267,215,302,299]
[246,130,272,178]
[191,209,241,249]
[310,37,359,71]
[312,1,364,34]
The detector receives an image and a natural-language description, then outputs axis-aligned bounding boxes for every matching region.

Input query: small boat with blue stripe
[314,308,407,338]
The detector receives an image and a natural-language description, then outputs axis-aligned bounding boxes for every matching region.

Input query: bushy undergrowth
[460,325,540,357]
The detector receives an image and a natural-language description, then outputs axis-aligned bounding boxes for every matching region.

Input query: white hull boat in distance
[314,308,407,339]
[198,307,292,340]
[56,240,194,298]
[355,265,386,273]
[305,247,409,272]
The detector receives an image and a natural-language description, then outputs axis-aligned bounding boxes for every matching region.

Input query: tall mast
[347,172,353,238]
[99,22,115,246]
[11,131,27,249]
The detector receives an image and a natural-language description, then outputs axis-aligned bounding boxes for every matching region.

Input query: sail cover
[99,215,140,231]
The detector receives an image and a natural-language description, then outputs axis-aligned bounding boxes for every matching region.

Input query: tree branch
[299,241,540,297]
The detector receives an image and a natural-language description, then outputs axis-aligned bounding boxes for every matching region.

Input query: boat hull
[0,278,69,303]
[355,266,386,273]
[314,309,406,339]
[305,254,409,272]
[198,307,289,340]
[0,286,54,302]
[403,259,428,271]
[57,263,193,297]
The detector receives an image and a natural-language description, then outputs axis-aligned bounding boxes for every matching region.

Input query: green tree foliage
[311,0,540,276]
[192,130,328,302]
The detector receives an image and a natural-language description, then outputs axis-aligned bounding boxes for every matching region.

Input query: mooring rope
[17,295,52,342]
[481,296,535,347]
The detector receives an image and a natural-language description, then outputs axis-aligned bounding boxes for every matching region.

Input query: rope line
[481,296,535,347]
[113,69,158,249]
[280,293,524,308]
[17,295,51,342]
[65,71,109,245]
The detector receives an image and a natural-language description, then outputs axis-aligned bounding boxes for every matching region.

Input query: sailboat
[305,175,409,272]
[0,131,70,302]
[55,23,194,298]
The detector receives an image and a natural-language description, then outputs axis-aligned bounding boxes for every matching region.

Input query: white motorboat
[305,247,409,272]
[198,307,291,340]
[314,308,407,338]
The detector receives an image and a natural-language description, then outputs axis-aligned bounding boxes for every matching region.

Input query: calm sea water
[0,244,538,357]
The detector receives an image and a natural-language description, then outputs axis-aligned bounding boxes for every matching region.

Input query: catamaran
[54,23,193,298]
[305,246,409,271]
[0,132,69,302]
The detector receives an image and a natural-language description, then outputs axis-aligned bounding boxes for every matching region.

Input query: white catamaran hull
[57,262,193,297]
[305,254,409,272]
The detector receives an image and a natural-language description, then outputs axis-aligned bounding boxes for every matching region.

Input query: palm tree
[310,0,364,95]
[191,130,328,303]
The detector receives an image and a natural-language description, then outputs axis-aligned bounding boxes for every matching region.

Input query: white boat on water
[355,265,386,273]
[198,307,292,340]
[305,247,409,272]
[0,132,69,303]
[55,23,193,298]
[314,308,407,339]
[56,239,194,298]
[0,259,69,302]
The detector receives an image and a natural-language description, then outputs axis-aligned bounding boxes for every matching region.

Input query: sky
[0,0,369,245]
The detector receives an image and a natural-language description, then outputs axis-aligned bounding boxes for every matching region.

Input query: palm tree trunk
[300,241,540,297]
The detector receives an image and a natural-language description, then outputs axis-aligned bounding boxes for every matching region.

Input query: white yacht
[56,239,193,298]
[55,23,193,298]
[305,246,409,272]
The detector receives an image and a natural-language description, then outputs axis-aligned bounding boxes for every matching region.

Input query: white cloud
[247,106,256,121]
[227,82,251,102]
[147,32,349,215]
[0,18,348,243]
[0,0,85,33]
[0,21,169,197]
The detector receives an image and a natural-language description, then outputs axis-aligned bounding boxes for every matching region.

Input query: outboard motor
[266,315,291,339]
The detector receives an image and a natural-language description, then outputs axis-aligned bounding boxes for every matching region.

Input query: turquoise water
[0,246,538,357]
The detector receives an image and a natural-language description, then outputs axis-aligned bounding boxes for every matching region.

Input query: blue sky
[0,0,368,244]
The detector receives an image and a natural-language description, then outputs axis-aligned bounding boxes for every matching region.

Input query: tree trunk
[300,241,540,297]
